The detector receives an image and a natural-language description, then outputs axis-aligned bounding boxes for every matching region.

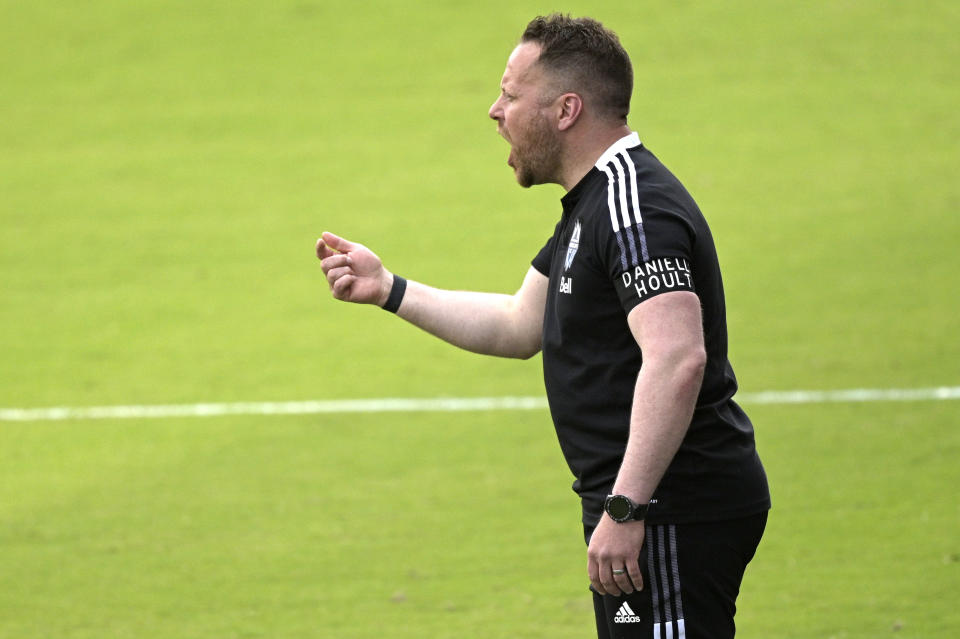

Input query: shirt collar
[594,131,642,169]
[561,131,642,212]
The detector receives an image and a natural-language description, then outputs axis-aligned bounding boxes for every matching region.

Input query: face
[488,42,562,188]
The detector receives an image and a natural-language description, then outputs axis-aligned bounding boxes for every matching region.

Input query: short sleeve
[597,207,697,314]
[532,219,563,276]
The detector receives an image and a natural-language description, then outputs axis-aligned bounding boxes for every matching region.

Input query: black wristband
[382,275,407,313]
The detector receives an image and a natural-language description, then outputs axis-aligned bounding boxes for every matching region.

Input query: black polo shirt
[532,132,770,526]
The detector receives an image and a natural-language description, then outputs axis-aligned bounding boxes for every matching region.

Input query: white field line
[0,386,958,422]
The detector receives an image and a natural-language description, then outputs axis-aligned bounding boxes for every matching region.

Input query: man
[317,14,770,639]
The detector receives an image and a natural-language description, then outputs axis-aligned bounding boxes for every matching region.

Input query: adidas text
[614,602,642,624]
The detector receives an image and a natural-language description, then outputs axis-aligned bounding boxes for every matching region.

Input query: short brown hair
[521,14,633,121]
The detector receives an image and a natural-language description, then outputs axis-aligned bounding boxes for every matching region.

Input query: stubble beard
[512,113,562,188]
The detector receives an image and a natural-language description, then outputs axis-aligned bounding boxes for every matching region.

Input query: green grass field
[2,1,958,637]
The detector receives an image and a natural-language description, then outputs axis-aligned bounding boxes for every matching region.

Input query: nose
[488,96,503,122]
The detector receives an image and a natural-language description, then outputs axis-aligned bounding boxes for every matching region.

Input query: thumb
[321,231,356,253]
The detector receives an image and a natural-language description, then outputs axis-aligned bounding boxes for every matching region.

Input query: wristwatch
[604,494,649,523]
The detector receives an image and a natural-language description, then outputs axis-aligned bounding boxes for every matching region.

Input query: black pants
[588,511,768,639]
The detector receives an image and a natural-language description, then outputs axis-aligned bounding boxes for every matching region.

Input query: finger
[321,231,356,253]
[331,274,355,299]
[316,238,337,260]
[599,564,623,597]
[627,559,644,592]
[588,558,606,596]
[326,265,354,288]
[612,565,634,595]
[320,254,350,273]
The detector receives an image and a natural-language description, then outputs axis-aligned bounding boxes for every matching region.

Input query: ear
[556,93,583,132]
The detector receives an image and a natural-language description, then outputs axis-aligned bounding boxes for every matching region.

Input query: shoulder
[627,146,702,216]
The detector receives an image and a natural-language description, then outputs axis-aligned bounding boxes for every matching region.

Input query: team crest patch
[564,220,581,271]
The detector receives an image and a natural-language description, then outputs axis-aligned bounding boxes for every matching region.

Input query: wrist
[603,494,653,523]
[381,273,407,312]
[377,272,393,307]
[611,483,653,507]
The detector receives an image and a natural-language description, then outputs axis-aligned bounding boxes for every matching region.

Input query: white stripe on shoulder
[619,149,641,227]
[599,164,620,232]
[610,155,634,230]
[594,131,641,170]
[619,149,650,262]
[608,155,640,266]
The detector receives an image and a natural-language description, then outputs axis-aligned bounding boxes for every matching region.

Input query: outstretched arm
[317,231,547,359]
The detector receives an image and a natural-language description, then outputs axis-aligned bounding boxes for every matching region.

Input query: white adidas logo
[614,601,642,624]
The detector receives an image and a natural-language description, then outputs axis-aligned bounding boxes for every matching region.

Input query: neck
[558,123,633,191]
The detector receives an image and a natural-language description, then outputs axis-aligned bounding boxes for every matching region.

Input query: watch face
[606,496,632,521]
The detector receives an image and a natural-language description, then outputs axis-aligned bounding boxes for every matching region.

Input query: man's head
[520,14,633,123]
[488,14,633,188]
